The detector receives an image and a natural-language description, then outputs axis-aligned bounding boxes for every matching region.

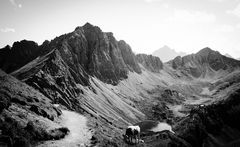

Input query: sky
[1,0,240,58]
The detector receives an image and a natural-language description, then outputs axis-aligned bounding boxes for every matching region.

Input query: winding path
[37,110,93,147]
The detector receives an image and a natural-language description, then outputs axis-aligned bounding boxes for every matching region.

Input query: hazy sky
[1,0,240,58]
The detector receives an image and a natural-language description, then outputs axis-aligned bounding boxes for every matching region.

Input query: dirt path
[37,109,93,147]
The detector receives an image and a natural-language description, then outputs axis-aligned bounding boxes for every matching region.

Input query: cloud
[209,0,227,2]
[9,0,16,5]
[162,3,169,9]
[144,0,162,3]
[166,9,216,24]
[227,3,240,17]
[9,0,22,8]
[1,28,15,33]
[215,24,235,32]
[237,24,240,28]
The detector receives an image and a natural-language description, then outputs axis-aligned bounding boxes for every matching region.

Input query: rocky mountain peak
[83,22,95,28]
[82,22,102,33]
[162,45,171,49]
[196,47,219,57]
[152,45,186,62]
[0,40,40,73]
[169,47,240,78]
[106,32,114,37]
[12,39,38,48]
[74,22,101,35]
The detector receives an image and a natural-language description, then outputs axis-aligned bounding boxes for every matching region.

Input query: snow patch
[151,122,174,133]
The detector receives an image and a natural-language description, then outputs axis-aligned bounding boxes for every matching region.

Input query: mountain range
[1,23,240,147]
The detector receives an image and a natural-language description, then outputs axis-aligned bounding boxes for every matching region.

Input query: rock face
[0,40,40,73]
[118,40,141,73]
[136,54,163,72]
[72,23,141,84]
[169,47,240,78]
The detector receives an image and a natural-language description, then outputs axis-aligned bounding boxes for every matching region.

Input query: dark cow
[125,126,141,144]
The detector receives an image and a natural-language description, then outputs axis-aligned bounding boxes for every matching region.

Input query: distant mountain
[168,47,240,78]
[152,45,187,62]
[237,57,240,60]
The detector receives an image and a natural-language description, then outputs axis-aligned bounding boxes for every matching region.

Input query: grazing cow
[125,125,141,144]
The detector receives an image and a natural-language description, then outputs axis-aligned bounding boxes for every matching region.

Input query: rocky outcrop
[118,40,141,73]
[0,69,61,120]
[171,56,182,69]
[168,47,240,78]
[0,40,40,73]
[0,69,69,146]
[136,54,163,72]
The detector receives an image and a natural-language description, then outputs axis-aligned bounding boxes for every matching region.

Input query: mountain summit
[168,47,240,78]
[152,45,186,62]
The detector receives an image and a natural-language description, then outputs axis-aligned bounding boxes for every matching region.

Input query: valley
[1,23,240,147]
